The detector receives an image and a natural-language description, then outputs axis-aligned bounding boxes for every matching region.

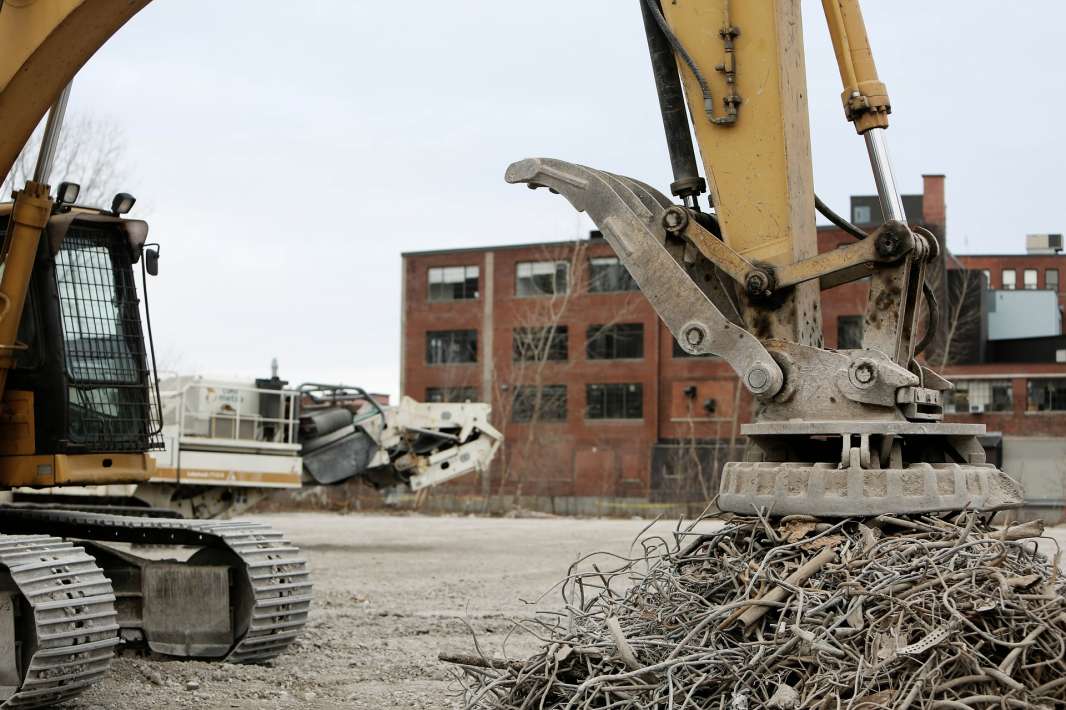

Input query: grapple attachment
[505,157,784,398]
[507,157,1023,517]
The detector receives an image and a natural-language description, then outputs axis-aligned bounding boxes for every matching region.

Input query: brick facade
[954,254,1066,312]
[402,238,749,502]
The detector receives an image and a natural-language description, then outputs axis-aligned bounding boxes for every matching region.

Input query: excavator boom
[0,0,150,183]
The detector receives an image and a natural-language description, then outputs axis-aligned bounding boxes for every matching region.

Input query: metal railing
[160,380,300,448]
[298,382,386,427]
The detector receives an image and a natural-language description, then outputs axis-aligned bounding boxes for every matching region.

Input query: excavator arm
[509,0,1023,517]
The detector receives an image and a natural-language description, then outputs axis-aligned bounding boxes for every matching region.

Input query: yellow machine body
[0,389,153,487]
[653,0,898,348]
[0,2,152,494]
[661,1,816,269]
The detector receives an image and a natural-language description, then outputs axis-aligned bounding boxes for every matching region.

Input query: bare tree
[491,240,642,509]
[491,242,583,508]
[1,113,129,208]
[681,398,714,501]
[920,256,984,368]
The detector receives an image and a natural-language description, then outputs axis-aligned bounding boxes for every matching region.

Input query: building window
[837,315,864,349]
[511,385,567,423]
[428,265,479,301]
[586,383,643,420]
[672,337,714,358]
[512,326,568,362]
[1047,269,1059,291]
[516,260,569,297]
[426,386,477,403]
[1023,269,1038,290]
[852,205,872,224]
[588,256,638,293]
[1001,269,1016,290]
[1028,378,1066,411]
[426,330,477,364]
[587,323,644,359]
[943,379,1013,414]
[981,269,992,287]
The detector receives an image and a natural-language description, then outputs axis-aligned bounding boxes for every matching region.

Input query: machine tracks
[194,519,312,664]
[0,507,310,701]
[0,534,118,709]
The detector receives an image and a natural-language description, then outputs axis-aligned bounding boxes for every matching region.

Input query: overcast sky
[63,1,1065,397]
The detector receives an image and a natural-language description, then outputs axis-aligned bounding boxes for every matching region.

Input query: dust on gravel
[65,512,676,710]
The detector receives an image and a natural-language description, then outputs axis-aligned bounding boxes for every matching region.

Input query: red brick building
[401,175,1066,515]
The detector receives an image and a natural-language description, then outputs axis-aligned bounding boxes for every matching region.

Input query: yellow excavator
[0,0,1026,706]
[0,3,308,706]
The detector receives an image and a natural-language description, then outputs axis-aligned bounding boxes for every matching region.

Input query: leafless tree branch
[490,241,643,509]
[1,113,130,208]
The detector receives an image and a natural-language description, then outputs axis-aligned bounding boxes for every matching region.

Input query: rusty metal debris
[443,512,1066,708]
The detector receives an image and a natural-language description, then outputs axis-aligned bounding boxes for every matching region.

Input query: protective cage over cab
[0,206,162,456]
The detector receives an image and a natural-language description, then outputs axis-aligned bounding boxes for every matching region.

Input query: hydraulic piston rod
[31,81,71,185]
[865,128,906,223]
[0,82,71,397]
[822,0,906,224]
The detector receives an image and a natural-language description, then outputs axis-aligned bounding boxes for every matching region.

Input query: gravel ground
[64,512,1066,710]
[66,513,685,710]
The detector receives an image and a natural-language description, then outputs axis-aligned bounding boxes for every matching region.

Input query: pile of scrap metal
[445,512,1066,708]
[17,370,502,519]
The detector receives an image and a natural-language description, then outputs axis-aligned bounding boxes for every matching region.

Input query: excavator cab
[0,197,160,487]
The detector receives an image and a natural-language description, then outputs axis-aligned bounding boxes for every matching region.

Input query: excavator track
[0,507,310,665]
[0,534,118,709]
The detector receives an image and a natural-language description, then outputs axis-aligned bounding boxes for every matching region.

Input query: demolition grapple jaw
[507,157,1024,517]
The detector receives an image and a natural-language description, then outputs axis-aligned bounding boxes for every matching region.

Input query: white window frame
[945,379,1013,414]
[428,265,479,301]
[1023,268,1038,290]
[515,260,569,297]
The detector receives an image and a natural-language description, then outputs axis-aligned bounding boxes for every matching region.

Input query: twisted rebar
[444,512,1066,709]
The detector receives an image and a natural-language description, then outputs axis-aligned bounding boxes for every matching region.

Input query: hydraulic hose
[815,194,868,240]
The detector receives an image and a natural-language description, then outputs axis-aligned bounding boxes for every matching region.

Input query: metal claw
[506,157,783,398]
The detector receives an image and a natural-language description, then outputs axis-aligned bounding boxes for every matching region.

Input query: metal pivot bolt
[745,270,772,298]
[849,359,879,388]
[683,324,706,349]
[745,365,773,394]
[875,230,902,258]
[662,206,689,234]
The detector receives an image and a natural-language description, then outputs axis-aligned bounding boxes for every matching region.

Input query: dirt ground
[65,513,1066,710]
[65,513,687,710]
